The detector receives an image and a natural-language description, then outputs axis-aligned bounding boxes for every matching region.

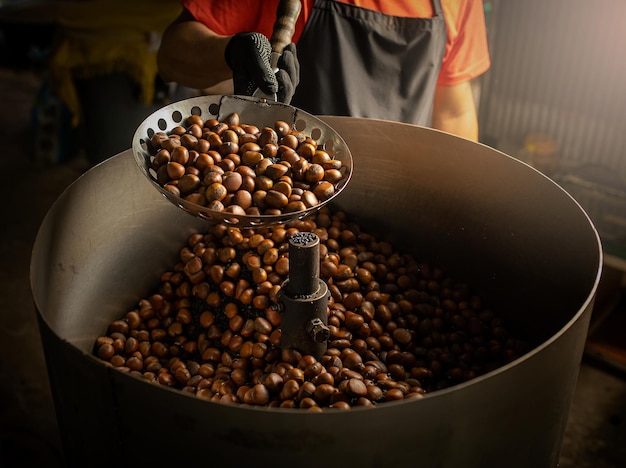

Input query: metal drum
[30,116,602,468]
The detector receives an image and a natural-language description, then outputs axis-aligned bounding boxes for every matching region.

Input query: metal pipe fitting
[279,232,330,359]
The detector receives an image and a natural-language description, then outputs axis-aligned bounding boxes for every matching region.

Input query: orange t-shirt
[181,0,490,86]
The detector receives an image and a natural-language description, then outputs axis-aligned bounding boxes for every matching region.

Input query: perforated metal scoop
[132,94,353,227]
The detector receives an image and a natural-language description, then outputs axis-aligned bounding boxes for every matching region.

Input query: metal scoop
[132,94,352,228]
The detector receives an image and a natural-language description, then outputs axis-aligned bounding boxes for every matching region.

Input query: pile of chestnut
[147,112,348,216]
[93,206,528,410]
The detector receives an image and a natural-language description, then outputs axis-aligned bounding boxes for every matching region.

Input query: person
[157,0,490,141]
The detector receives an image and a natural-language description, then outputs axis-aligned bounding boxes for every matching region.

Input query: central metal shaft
[279,232,330,359]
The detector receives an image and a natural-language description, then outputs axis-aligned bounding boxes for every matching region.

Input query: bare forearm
[432,81,479,141]
[157,11,233,90]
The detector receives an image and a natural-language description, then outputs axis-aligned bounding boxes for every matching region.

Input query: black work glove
[276,42,299,104]
[224,32,299,104]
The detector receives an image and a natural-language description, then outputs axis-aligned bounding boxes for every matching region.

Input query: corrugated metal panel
[479,0,626,177]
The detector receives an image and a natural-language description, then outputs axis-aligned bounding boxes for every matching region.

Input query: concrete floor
[0,67,625,467]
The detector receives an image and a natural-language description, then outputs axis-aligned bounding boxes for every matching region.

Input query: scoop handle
[270,0,302,54]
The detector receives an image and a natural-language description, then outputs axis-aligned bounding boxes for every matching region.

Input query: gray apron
[291,0,447,126]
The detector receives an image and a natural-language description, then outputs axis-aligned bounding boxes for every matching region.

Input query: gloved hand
[275,42,299,104]
[224,32,299,104]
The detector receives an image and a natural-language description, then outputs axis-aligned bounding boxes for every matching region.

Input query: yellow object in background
[38,0,182,126]
[516,132,559,177]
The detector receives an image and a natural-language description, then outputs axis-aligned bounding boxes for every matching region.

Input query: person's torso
[184,0,448,124]
[183,0,440,43]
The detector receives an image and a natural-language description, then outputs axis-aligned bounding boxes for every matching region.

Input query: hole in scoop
[224,217,240,225]
[295,119,306,132]
[310,127,322,141]
[172,111,183,123]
